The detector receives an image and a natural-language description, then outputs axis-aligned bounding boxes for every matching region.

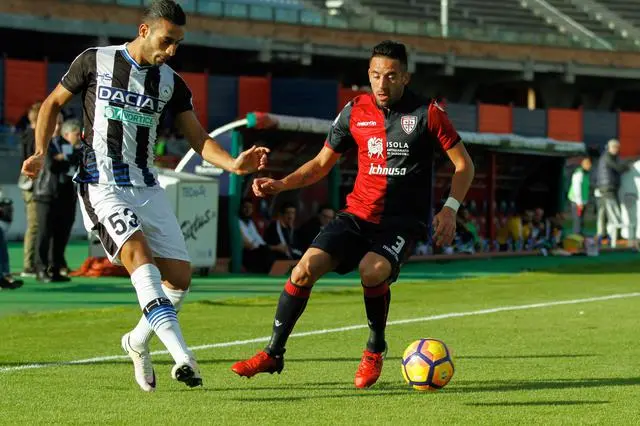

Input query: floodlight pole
[441,0,449,38]
[229,130,243,273]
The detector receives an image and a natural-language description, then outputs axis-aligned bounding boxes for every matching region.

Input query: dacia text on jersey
[98,86,167,128]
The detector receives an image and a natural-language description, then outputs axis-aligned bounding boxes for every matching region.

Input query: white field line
[2,292,639,373]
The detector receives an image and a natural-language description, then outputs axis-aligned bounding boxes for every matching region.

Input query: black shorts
[309,212,426,283]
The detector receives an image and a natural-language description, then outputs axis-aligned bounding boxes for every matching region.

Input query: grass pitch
[1,245,639,424]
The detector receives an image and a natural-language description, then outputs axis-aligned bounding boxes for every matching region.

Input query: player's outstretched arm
[445,142,474,205]
[252,146,341,198]
[21,84,74,179]
[433,142,475,246]
[175,110,269,175]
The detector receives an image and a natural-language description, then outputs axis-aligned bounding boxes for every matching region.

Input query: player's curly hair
[371,40,408,70]
[142,0,186,26]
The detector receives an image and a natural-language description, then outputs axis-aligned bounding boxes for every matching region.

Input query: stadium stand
[545,0,619,39]
[600,0,640,27]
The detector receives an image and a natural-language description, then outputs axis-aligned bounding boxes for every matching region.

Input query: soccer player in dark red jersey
[232,40,475,388]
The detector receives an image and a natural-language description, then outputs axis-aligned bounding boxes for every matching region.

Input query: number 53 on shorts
[107,208,140,236]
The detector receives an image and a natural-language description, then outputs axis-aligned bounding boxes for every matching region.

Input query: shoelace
[357,354,382,375]
[245,352,270,370]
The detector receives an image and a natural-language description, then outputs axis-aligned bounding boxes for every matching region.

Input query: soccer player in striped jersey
[21,0,269,391]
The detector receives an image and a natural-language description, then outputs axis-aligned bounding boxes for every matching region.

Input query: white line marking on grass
[2,292,639,373]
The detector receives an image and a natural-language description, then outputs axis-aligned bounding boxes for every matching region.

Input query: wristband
[444,197,460,213]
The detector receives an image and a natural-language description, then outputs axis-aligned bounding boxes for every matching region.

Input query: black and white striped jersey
[61,44,193,187]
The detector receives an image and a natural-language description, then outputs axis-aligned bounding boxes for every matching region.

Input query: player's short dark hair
[371,40,408,70]
[142,0,186,26]
[279,201,296,214]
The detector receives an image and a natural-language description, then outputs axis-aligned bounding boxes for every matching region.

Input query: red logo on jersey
[401,116,417,135]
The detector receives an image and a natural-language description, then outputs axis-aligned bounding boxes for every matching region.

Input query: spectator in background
[18,101,43,277]
[0,189,23,290]
[528,208,550,251]
[522,209,534,245]
[455,207,481,254]
[296,204,336,252]
[567,157,592,235]
[594,188,607,241]
[33,116,77,283]
[619,159,640,250]
[239,198,278,273]
[495,209,523,252]
[549,212,566,248]
[597,139,628,244]
[264,202,302,260]
[58,119,84,275]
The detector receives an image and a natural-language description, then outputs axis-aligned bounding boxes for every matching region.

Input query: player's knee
[290,259,318,287]
[359,259,391,287]
[120,232,154,273]
[164,275,190,291]
[159,262,192,291]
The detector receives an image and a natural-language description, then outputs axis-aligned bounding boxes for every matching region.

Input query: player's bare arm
[175,110,270,175]
[433,142,475,247]
[21,84,74,179]
[252,146,341,198]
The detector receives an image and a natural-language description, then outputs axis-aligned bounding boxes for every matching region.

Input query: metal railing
[570,0,640,47]
[61,0,598,48]
[523,0,613,49]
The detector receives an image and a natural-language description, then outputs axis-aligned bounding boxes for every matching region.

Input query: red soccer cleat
[354,350,385,388]
[231,351,284,378]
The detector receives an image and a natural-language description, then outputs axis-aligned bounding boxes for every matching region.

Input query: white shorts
[78,183,190,264]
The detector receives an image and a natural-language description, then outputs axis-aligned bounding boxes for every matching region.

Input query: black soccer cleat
[171,359,203,388]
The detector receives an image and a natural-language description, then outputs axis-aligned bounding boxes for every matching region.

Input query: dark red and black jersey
[325,91,460,224]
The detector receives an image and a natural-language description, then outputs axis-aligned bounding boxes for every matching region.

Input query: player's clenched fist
[21,154,45,179]
[232,145,270,175]
[252,177,284,198]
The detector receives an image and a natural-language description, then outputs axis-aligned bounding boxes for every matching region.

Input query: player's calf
[355,254,393,388]
[232,249,333,379]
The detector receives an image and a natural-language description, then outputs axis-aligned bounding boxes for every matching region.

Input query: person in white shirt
[239,198,279,273]
[567,157,592,235]
[618,159,640,249]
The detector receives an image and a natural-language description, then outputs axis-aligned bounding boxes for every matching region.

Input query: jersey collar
[122,44,154,71]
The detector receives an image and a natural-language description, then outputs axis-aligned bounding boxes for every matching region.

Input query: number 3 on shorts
[391,236,406,254]
[107,208,140,236]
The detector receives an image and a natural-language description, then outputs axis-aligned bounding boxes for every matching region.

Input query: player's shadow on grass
[224,381,411,400]
[452,377,640,393]
[466,401,610,407]
[230,391,409,402]
[457,354,596,360]
[192,356,404,365]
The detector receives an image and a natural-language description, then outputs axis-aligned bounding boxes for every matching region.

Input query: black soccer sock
[265,279,312,356]
[363,281,391,353]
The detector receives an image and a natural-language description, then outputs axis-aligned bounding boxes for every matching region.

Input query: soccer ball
[401,338,455,391]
